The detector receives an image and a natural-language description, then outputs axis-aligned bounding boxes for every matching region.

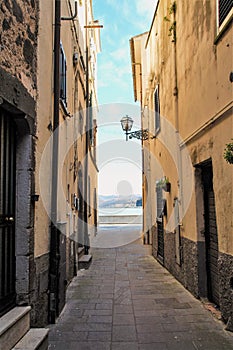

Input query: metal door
[202,163,219,306]
[157,218,164,261]
[0,110,16,315]
[156,185,164,262]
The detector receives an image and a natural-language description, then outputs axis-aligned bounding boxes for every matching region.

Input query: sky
[92,0,157,104]
[92,0,157,196]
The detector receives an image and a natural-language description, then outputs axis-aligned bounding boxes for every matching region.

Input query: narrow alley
[48,227,233,350]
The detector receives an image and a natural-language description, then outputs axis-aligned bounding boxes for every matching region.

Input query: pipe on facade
[172,5,184,219]
[49,0,61,324]
[61,1,78,21]
[84,0,90,255]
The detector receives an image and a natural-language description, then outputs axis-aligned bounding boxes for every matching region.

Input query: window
[89,91,94,145]
[60,44,67,105]
[156,184,163,219]
[154,85,160,135]
[218,0,233,28]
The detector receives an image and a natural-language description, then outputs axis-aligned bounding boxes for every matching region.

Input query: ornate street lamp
[120,115,149,141]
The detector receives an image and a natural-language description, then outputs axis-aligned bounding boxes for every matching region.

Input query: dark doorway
[202,161,219,306]
[0,110,16,315]
[78,167,84,246]
[156,185,164,263]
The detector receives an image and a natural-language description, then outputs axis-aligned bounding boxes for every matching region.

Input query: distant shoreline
[99,207,142,217]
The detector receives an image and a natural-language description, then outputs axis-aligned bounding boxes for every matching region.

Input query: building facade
[131,0,233,330]
[0,0,100,329]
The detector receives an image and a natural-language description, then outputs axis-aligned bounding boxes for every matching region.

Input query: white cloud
[110,46,130,62]
[135,0,158,22]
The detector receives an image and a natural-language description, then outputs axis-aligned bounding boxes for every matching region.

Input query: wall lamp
[120,115,149,141]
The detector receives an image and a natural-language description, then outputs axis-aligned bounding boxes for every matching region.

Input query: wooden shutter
[154,85,160,134]
[219,0,233,26]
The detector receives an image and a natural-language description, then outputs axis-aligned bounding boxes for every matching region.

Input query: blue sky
[92,0,157,196]
[92,0,157,104]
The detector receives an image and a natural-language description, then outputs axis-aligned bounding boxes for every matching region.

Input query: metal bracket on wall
[128,129,149,140]
[61,1,78,21]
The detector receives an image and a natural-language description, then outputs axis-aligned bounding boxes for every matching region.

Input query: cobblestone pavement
[48,231,233,350]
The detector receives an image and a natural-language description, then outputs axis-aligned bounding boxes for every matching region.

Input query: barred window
[218,0,233,27]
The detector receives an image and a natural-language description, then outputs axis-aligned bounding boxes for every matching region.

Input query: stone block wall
[30,253,49,327]
[0,0,37,96]
[152,225,199,298]
[219,253,233,330]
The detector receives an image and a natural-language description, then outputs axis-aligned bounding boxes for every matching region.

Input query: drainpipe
[84,0,89,254]
[49,0,61,324]
[172,4,183,216]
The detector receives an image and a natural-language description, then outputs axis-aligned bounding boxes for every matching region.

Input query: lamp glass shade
[120,116,133,132]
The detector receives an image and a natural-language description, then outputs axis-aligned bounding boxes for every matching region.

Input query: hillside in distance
[99,194,142,208]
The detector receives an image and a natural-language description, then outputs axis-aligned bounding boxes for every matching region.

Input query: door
[0,110,16,315]
[93,188,97,236]
[78,168,84,246]
[202,163,219,306]
[156,185,164,263]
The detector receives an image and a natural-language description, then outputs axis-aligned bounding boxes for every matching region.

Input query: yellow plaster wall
[137,0,233,254]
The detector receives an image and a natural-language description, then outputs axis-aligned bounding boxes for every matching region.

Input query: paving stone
[138,332,174,343]
[139,343,168,350]
[87,315,112,323]
[73,323,112,332]
[112,342,139,350]
[112,325,137,342]
[83,309,112,316]
[114,305,133,314]
[136,323,164,333]
[87,331,111,341]
[95,303,113,310]
[113,314,135,325]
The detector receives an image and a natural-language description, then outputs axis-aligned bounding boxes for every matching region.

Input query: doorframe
[0,110,16,315]
[195,158,219,303]
[0,68,36,312]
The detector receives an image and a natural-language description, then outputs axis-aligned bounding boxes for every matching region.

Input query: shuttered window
[218,0,233,27]
[60,44,67,106]
[154,85,160,135]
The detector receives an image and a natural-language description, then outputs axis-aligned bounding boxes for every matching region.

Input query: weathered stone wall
[152,226,199,297]
[0,0,37,97]
[30,253,49,327]
[219,252,233,330]
[0,0,41,325]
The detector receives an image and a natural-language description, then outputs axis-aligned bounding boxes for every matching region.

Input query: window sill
[214,11,233,45]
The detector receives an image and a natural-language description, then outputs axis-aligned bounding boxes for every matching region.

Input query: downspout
[172,2,183,265]
[84,0,89,254]
[172,3,183,213]
[49,0,61,324]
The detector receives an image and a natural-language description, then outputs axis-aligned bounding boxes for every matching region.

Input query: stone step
[78,254,92,270]
[12,328,49,350]
[0,306,31,350]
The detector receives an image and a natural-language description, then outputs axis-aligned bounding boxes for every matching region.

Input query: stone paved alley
[48,228,233,350]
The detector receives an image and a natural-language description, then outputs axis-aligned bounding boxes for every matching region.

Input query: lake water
[99,207,142,216]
